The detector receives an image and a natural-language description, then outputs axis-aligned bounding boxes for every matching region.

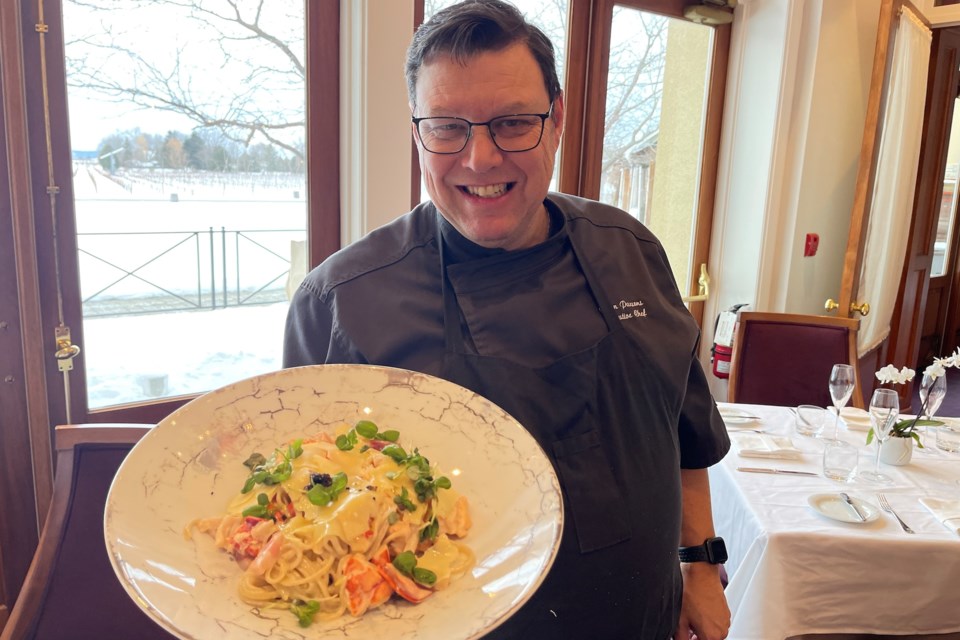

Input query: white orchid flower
[935,347,960,369]
[875,364,915,385]
[925,362,947,380]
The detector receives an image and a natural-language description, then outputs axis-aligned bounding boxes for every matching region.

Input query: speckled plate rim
[104,364,564,640]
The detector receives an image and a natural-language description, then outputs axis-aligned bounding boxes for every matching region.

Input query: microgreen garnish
[241,492,271,518]
[335,429,358,451]
[338,420,401,451]
[290,599,320,627]
[240,440,303,494]
[355,420,378,439]
[306,471,348,506]
[420,516,440,542]
[242,452,266,470]
[383,446,453,504]
[381,444,408,463]
[393,486,417,512]
[392,551,437,587]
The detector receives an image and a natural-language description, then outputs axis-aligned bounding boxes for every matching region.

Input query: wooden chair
[0,424,173,640]
[728,311,864,409]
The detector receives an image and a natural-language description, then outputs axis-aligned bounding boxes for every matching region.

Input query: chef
[284,1,731,637]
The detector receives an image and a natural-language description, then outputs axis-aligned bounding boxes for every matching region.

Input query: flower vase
[880,436,913,466]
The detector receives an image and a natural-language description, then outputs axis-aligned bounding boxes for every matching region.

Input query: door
[560,0,729,327]
[831,0,932,404]
[915,28,960,366]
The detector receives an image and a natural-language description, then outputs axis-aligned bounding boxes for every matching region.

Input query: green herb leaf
[290,599,320,628]
[420,516,439,542]
[336,430,359,451]
[288,439,303,459]
[306,471,348,506]
[355,420,379,439]
[436,476,452,490]
[381,444,408,463]
[380,430,400,442]
[394,487,416,512]
[241,503,270,518]
[242,452,266,470]
[393,550,417,576]
[413,566,437,587]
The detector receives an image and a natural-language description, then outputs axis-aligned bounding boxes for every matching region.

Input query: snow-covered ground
[74,163,307,408]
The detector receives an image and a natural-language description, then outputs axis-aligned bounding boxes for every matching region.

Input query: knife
[736,466,818,476]
[839,492,867,522]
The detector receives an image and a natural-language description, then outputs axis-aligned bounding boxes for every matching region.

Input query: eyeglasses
[413,104,554,154]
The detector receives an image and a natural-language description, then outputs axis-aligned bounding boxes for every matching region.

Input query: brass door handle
[682,264,710,303]
[825,298,839,312]
[850,301,870,316]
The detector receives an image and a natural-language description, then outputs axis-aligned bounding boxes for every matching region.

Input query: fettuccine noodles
[187,421,473,627]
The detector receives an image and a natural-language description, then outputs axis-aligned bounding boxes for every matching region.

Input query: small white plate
[719,408,760,426]
[807,493,880,524]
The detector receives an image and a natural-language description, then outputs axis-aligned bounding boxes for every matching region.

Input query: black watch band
[678,536,727,564]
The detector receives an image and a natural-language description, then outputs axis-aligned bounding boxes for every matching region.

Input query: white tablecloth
[710,403,960,640]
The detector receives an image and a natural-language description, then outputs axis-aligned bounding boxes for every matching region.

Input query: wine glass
[828,364,856,441]
[918,373,947,448]
[859,388,899,483]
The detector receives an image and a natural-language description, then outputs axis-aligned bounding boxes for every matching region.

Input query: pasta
[187,420,474,627]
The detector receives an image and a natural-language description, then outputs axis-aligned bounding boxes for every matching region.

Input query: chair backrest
[1,424,173,640]
[728,311,864,409]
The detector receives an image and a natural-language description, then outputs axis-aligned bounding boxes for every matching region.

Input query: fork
[877,493,915,534]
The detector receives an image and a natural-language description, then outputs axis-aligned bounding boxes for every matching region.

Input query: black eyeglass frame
[412,104,555,155]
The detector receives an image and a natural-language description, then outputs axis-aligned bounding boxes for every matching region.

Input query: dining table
[710,402,960,640]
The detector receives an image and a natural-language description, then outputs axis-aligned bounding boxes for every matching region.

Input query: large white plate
[807,492,880,524]
[105,364,563,640]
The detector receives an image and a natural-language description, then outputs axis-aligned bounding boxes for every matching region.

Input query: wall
[341,1,415,243]
[702,0,881,399]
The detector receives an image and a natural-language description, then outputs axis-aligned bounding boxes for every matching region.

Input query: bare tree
[64,0,304,160]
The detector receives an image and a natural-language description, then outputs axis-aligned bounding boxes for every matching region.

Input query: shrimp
[342,551,393,616]
[438,495,471,538]
[375,560,433,604]
[246,532,284,577]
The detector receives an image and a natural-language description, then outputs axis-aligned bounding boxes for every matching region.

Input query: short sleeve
[677,352,730,469]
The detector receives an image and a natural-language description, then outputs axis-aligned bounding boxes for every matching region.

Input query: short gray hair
[405,0,561,110]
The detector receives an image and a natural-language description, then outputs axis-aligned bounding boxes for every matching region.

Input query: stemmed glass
[918,373,947,448]
[860,388,899,484]
[828,364,856,441]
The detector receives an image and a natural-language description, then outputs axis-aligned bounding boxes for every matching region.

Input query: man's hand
[677,468,730,640]
[675,561,730,640]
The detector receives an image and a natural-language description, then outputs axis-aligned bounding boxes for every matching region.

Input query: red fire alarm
[804,233,820,257]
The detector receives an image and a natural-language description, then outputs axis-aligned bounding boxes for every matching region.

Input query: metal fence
[78,227,306,317]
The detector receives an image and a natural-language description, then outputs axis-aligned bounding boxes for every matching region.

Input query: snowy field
[74,163,307,408]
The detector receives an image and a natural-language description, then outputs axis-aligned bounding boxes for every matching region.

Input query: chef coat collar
[436,199,566,265]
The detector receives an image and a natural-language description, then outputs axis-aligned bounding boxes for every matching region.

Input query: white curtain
[857,7,932,355]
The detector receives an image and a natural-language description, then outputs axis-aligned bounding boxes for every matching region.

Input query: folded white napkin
[732,433,802,460]
[919,497,960,536]
[829,407,872,432]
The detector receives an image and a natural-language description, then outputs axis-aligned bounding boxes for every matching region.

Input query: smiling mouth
[460,183,514,198]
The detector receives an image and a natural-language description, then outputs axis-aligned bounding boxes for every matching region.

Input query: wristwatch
[678,536,727,564]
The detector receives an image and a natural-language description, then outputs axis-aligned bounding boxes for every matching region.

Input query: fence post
[221,226,227,308]
[209,226,216,309]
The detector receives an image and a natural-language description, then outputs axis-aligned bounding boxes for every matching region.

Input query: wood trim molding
[307,0,341,268]
[1,0,52,542]
[840,0,901,314]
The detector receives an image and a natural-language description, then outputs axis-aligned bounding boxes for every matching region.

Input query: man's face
[412,42,564,251]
